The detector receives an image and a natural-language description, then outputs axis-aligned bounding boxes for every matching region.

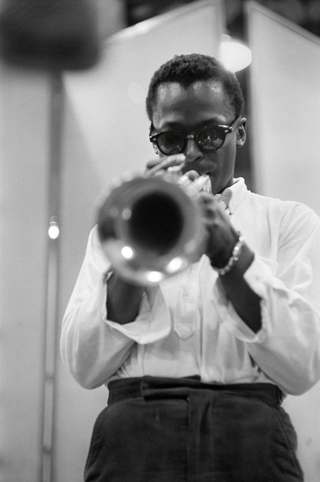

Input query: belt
[107,376,283,407]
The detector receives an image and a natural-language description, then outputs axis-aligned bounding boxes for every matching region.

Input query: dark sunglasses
[149,116,239,156]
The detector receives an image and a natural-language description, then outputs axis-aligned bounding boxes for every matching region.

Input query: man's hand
[197,192,239,269]
[145,154,186,179]
[195,192,261,333]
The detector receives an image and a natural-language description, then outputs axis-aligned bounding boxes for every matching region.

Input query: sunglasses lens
[157,132,184,155]
[152,124,230,155]
[196,126,225,150]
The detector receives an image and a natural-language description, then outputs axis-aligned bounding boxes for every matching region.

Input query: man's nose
[184,138,202,163]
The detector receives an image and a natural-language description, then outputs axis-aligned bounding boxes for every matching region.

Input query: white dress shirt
[60,178,320,395]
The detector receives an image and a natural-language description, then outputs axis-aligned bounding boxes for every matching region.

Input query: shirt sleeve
[60,226,172,389]
[222,204,320,395]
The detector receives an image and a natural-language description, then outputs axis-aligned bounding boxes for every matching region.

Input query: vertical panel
[0,64,51,482]
[55,2,226,481]
[246,3,320,481]
[247,1,320,214]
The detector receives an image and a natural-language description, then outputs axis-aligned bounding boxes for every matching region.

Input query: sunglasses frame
[149,116,239,155]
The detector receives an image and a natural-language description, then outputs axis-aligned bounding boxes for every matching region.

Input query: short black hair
[146,53,244,121]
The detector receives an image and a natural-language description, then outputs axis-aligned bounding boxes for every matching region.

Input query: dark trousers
[84,376,304,482]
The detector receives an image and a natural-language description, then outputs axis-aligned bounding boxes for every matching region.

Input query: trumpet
[97,172,211,285]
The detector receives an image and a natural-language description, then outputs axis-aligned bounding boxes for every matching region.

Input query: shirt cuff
[104,285,172,345]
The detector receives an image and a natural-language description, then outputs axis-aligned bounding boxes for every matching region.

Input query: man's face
[151,81,246,194]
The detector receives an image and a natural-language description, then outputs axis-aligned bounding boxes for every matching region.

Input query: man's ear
[236,118,247,148]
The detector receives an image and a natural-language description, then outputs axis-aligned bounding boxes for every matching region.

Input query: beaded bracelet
[213,234,245,276]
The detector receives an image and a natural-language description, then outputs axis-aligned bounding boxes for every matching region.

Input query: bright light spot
[127,18,158,38]
[48,221,60,239]
[166,257,183,273]
[220,38,252,72]
[146,271,164,283]
[121,246,134,259]
[122,208,132,220]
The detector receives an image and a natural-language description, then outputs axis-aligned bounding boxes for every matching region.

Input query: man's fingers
[145,154,186,178]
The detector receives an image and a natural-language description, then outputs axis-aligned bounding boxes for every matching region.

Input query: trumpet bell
[97,175,205,285]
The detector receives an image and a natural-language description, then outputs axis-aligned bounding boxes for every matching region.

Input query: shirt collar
[215,178,247,215]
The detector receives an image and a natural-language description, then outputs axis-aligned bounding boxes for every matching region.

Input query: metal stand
[40,72,64,482]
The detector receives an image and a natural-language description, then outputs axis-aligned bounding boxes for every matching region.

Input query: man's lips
[184,164,218,177]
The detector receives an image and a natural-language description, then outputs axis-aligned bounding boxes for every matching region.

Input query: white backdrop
[0,65,50,481]
[247,1,320,215]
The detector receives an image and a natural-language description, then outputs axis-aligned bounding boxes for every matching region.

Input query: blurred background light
[48,219,60,240]
[220,35,252,72]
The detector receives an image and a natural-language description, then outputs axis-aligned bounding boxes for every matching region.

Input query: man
[61,54,320,481]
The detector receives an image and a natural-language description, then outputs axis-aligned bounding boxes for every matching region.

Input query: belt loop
[140,376,145,398]
[277,387,283,405]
